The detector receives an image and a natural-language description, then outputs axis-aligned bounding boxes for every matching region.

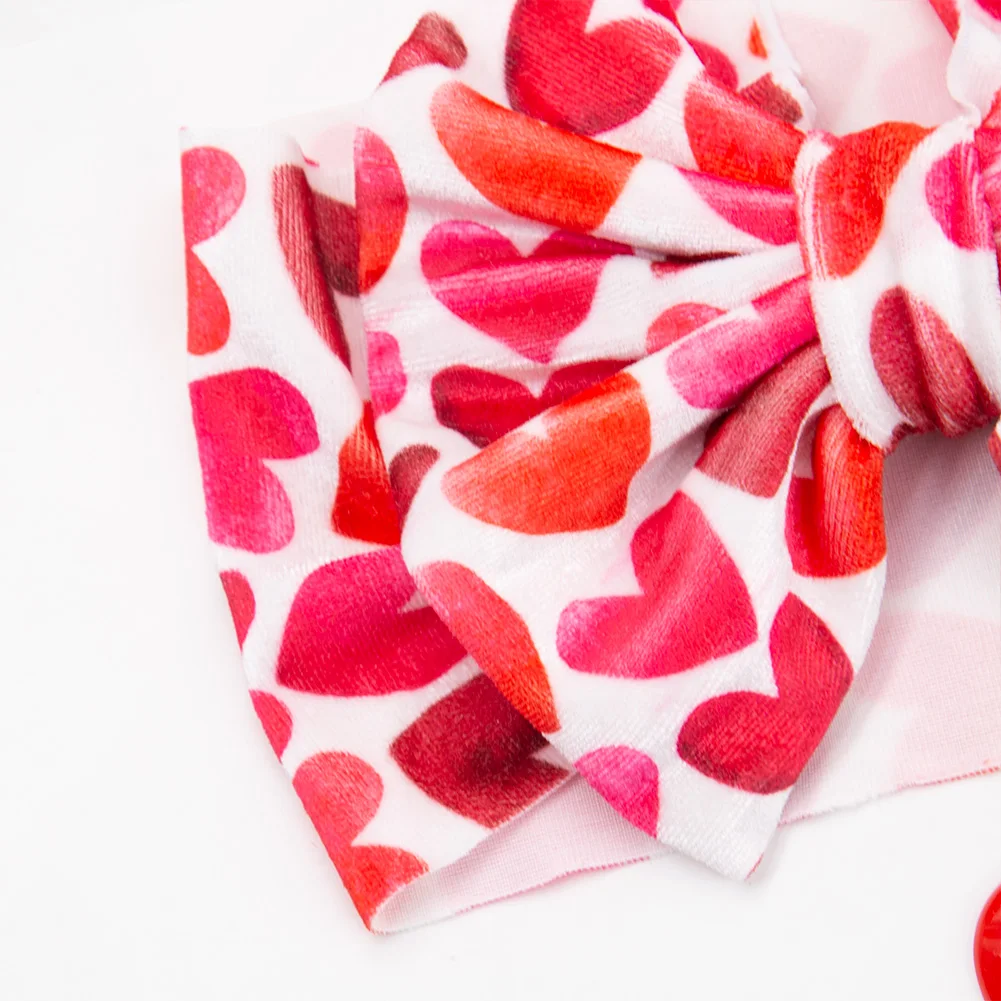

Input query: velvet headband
[180,0,1001,933]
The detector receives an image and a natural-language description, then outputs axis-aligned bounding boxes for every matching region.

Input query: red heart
[422,222,624,363]
[810,122,931,277]
[689,37,738,90]
[696,342,830,497]
[442,371,651,534]
[185,250,231,356]
[220,571,255,648]
[504,0,681,136]
[575,746,660,837]
[276,548,465,696]
[785,406,887,578]
[382,13,467,82]
[681,170,798,245]
[272,165,350,365]
[249,691,292,759]
[355,129,409,294]
[870,286,999,436]
[293,752,428,928]
[331,403,400,546]
[414,562,560,733]
[432,358,632,447]
[666,276,816,409]
[390,675,567,827]
[677,593,853,793]
[388,445,439,525]
[683,73,804,188]
[647,302,725,353]
[432,82,640,232]
[190,368,320,553]
[556,492,757,678]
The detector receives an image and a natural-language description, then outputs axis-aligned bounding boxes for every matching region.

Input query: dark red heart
[382,13,467,82]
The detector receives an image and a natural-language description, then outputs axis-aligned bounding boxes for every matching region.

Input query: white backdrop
[1,1,999,998]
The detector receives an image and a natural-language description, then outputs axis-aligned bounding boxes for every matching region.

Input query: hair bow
[181,0,1001,930]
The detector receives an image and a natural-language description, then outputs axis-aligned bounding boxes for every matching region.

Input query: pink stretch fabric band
[180,0,1001,930]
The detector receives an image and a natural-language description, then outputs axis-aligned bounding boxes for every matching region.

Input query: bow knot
[794,120,1001,447]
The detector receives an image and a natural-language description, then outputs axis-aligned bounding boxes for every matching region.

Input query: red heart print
[647,302,725,353]
[368,330,406,416]
[990,428,1001,474]
[681,170,797,245]
[976,0,1001,18]
[414,561,560,733]
[684,73,804,187]
[390,675,567,826]
[696,342,830,497]
[422,222,623,363]
[388,445,439,525]
[355,129,409,294]
[293,752,428,928]
[642,0,680,27]
[739,74,803,125]
[249,691,292,759]
[181,147,245,355]
[442,371,651,534]
[220,570,255,648]
[870,286,999,436]
[382,13,467,82]
[810,122,931,277]
[925,142,994,250]
[748,20,767,58]
[273,165,350,365]
[312,189,359,297]
[276,548,466,696]
[190,368,320,553]
[504,0,681,136]
[556,492,757,679]
[677,592,853,794]
[689,37,738,91]
[666,276,817,409]
[331,402,400,546]
[432,82,640,232]
[929,0,959,35]
[575,746,660,837]
[432,358,632,447]
[785,406,887,577]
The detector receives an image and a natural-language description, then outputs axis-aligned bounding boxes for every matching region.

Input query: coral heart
[504,0,681,135]
[189,368,320,553]
[388,445,439,524]
[647,302,725,353]
[696,342,830,497]
[249,691,292,759]
[354,129,409,293]
[390,675,567,827]
[276,548,465,696]
[666,276,816,409]
[442,371,651,534]
[810,122,931,277]
[677,594,853,793]
[414,562,560,733]
[421,222,623,363]
[220,570,255,648]
[870,286,999,436]
[432,82,640,232]
[181,147,245,355]
[382,13,467,82]
[331,403,400,546]
[556,492,757,678]
[293,752,428,928]
[684,73,804,187]
[682,170,798,245]
[785,406,887,578]
[273,165,350,365]
[575,746,660,837]
[432,358,632,446]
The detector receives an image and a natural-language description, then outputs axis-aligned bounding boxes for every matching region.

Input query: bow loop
[795,120,1001,447]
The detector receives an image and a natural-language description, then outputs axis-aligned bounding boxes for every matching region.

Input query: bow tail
[394,274,890,876]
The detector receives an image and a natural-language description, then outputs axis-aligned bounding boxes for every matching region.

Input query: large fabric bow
[181,0,1001,930]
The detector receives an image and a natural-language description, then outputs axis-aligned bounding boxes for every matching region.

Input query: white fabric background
[0,1,999,998]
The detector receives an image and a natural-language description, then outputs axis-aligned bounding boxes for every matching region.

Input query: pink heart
[276,548,466,696]
[189,368,319,553]
[421,221,623,363]
[556,492,757,679]
[575,746,660,837]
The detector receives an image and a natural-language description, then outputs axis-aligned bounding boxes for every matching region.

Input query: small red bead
[976,883,1001,1001]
